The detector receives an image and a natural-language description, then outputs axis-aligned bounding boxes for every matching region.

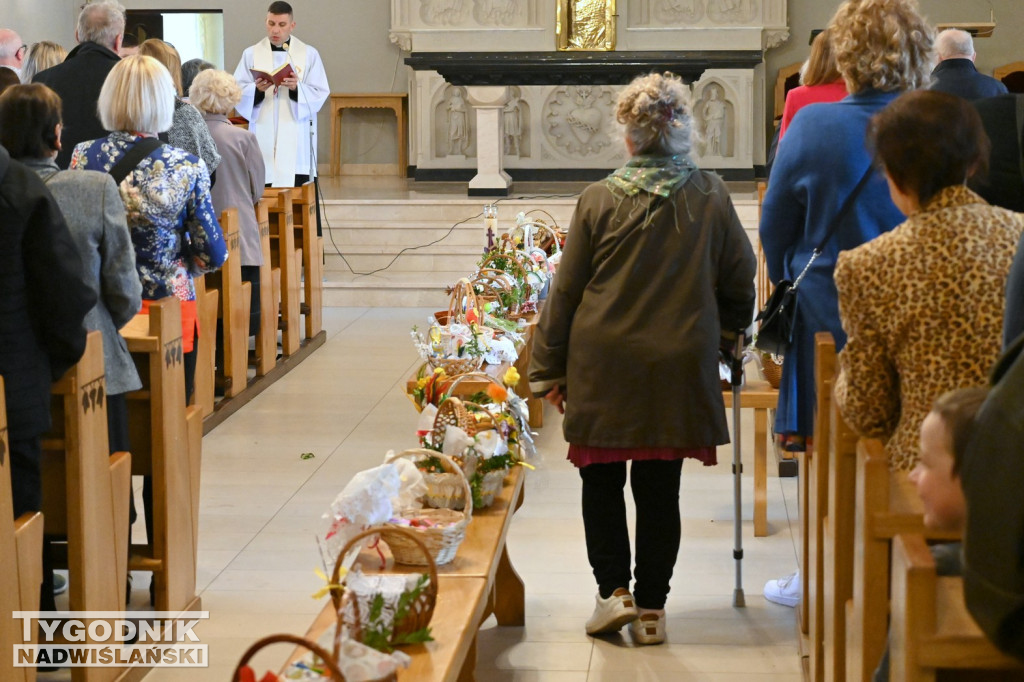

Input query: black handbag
[754,165,876,356]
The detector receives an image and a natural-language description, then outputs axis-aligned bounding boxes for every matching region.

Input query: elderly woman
[190,68,267,336]
[21,41,67,83]
[181,58,214,99]
[835,90,1024,470]
[758,0,933,606]
[70,54,227,403]
[137,39,221,177]
[529,72,756,645]
[0,83,141,454]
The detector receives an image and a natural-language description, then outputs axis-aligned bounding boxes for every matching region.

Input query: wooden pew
[264,189,302,357]
[253,198,277,377]
[206,208,252,398]
[39,331,132,681]
[845,439,962,682]
[822,352,860,682]
[191,275,219,417]
[285,182,322,341]
[121,298,202,613]
[890,534,1024,681]
[0,378,45,682]
[805,332,837,682]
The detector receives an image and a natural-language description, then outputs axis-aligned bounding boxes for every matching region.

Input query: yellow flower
[417,377,428,389]
[503,367,520,386]
[433,367,445,375]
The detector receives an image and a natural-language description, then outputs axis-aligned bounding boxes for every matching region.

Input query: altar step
[319,192,759,307]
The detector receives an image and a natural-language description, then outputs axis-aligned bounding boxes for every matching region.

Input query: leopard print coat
[834,185,1024,470]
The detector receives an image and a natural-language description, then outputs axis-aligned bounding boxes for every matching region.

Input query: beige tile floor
[40,306,802,682]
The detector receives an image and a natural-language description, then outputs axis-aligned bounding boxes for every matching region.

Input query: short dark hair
[868,89,990,206]
[931,386,989,476]
[0,83,63,159]
[268,1,293,16]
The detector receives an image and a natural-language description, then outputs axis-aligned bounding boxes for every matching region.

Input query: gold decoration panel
[557,0,616,51]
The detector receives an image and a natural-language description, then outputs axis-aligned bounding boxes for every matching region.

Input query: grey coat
[202,112,266,265]
[26,157,143,395]
[170,99,222,174]
[529,171,756,449]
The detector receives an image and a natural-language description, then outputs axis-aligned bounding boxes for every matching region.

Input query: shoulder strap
[792,164,875,289]
[108,137,163,185]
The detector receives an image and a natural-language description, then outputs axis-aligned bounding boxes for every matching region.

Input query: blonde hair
[138,38,183,96]
[98,54,175,133]
[829,0,934,94]
[21,42,67,83]
[616,72,694,157]
[802,28,842,87]
[189,69,242,115]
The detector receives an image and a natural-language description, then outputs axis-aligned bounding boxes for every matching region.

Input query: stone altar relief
[557,0,616,51]
[419,0,469,25]
[503,87,531,158]
[434,85,477,158]
[622,0,785,51]
[473,0,524,25]
[543,85,617,157]
[694,81,735,157]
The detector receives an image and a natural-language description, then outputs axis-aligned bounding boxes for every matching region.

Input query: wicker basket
[477,467,510,508]
[233,633,345,682]
[760,354,783,389]
[331,527,439,647]
[382,452,471,566]
[393,447,475,511]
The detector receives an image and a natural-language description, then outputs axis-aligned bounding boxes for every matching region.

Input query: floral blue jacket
[71,131,227,302]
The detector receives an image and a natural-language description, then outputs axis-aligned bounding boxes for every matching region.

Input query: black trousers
[240,265,261,337]
[579,458,683,610]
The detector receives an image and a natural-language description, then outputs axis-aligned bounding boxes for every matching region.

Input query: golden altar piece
[557,0,616,51]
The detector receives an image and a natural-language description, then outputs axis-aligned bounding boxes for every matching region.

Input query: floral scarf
[606,154,697,198]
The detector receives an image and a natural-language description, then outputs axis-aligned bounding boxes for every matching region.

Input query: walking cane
[730,330,746,607]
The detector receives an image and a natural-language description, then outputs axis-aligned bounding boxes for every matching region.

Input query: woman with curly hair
[759,0,933,607]
[529,71,756,644]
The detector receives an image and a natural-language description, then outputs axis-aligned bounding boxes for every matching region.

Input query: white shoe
[585,588,639,635]
[628,612,666,645]
[764,571,801,607]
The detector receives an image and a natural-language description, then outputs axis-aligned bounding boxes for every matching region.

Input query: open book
[249,62,296,87]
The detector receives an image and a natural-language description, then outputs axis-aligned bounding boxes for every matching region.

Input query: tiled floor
[40,306,802,682]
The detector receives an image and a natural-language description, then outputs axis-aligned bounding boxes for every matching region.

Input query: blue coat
[759,89,905,437]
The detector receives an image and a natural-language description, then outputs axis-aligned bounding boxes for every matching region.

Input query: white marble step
[323,270,466,307]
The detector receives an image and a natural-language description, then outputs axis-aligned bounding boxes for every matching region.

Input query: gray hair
[616,72,694,157]
[181,58,215,96]
[77,1,125,50]
[188,69,242,116]
[935,28,974,60]
[0,29,22,60]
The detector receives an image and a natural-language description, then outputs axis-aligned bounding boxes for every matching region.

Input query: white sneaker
[585,588,639,635]
[628,612,666,645]
[764,571,801,607]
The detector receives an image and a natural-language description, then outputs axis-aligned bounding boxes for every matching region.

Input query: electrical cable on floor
[316,185,581,278]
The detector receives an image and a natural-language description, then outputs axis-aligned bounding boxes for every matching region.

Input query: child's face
[909,411,967,531]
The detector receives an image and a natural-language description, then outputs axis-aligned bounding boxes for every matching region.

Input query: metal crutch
[730,330,746,607]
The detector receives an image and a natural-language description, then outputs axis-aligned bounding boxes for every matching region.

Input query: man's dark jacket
[0,145,95,438]
[929,58,1009,101]
[33,41,121,168]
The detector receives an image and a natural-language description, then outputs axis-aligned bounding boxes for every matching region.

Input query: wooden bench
[191,275,219,418]
[40,331,134,681]
[286,466,528,681]
[0,377,45,682]
[121,298,203,613]
[252,198,278,378]
[264,189,302,357]
[890,534,1024,681]
[265,183,323,341]
[845,439,963,682]
[206,208,252,398]
[804,332,837,682]
[822,356,861,682]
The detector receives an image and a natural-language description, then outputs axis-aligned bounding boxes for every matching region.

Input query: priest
[233,1,329,188]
